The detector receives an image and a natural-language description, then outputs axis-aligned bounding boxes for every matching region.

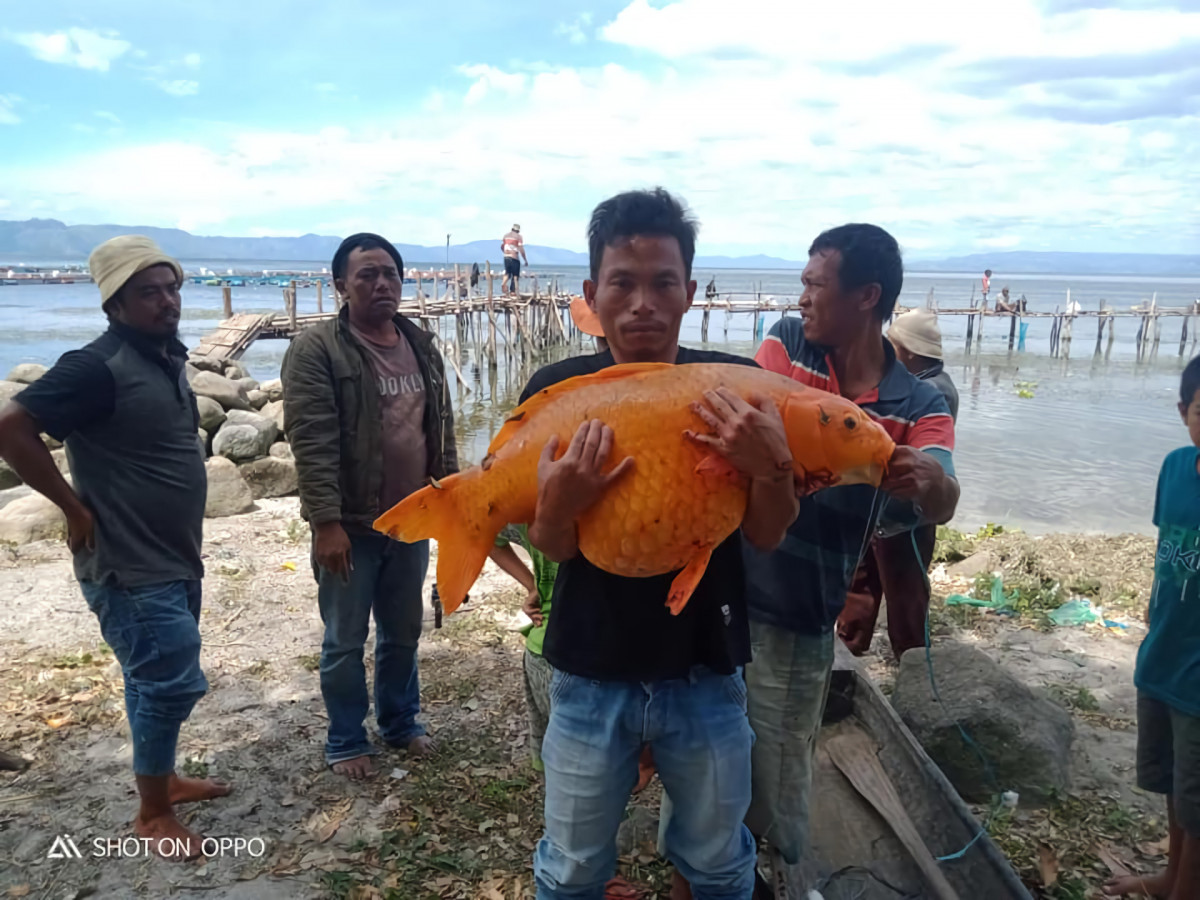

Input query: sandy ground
[0,505,1166,899]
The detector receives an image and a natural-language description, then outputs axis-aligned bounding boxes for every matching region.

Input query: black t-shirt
[522,346,758,682]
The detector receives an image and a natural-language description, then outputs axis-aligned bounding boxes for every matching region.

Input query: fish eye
[844,416,857,429]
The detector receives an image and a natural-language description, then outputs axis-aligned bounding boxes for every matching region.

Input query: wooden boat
[768,643,1033,900]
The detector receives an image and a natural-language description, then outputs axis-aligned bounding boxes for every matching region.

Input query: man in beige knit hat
[838,307,959,659]
[0,235,228,860]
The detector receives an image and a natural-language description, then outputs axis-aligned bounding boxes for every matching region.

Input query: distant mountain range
[2,219,1198,276]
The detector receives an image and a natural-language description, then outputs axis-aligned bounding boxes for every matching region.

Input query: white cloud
[9,27,131,72]
[2,2,1196,256]
[314,82,337,94]
[157,79,200,97]
[0,94,20,125]
[94,110,121,124]
[183,52,202,68]
[555,12,593,45]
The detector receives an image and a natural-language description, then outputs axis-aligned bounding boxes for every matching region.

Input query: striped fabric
[743,316,957,636]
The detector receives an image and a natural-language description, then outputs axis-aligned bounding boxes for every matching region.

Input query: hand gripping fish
[374,362,895,616]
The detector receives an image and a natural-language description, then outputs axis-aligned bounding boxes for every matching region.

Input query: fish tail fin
[373,471,502,616]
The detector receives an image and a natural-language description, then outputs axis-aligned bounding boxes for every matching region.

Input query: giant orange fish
[374,362,895,616]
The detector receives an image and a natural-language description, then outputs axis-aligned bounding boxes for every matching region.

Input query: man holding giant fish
[375,188,899,899]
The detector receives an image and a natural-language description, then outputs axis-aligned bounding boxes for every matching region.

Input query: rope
[911,527,1002,863]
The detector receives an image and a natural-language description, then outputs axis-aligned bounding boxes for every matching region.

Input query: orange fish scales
[374,361,895,617]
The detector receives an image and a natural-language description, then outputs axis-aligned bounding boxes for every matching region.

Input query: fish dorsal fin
[488,362,672,454]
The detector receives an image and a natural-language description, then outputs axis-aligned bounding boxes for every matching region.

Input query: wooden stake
[222,285,233,319]
[316,279,323,314]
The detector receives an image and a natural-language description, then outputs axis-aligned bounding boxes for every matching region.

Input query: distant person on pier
[743,224,959,880]
[838,308,959,659]
[981,268,992,308]
[0,235,230,860]
[994,285,1016,313]
[501,223,527,297]
[282,233,458,780]
[705,276,717,302]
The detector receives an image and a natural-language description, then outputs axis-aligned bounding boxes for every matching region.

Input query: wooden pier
[192,276,1200,369]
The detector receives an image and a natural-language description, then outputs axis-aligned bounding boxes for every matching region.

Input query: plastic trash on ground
[945,573,1016,610]
[1048,597,1102,627]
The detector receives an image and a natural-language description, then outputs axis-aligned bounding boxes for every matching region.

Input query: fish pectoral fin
[487,362,673,455]
[693,452,741,482]
[666,545,715,616]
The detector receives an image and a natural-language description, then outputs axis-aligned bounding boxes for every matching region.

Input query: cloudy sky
[1,0,1197,258]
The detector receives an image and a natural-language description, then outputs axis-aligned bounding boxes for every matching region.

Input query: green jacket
[281,306,458,530]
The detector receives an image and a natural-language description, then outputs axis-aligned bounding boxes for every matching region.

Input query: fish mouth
[838,461,885,487]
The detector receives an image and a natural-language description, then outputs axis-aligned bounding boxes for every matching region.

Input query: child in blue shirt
[1106,356,1200,899]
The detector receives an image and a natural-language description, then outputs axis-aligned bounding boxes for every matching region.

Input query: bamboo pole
[702,309,710,342]
[222,285,233,318]
[485,262,497,365]
[316,280,323,314]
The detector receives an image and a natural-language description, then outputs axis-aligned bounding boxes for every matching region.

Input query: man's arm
[281,337,342,525]
[0,351,116,552]
[282,337,352,577]
[878,398,959,529]
[0,403,94,550]
[520,239,528,265]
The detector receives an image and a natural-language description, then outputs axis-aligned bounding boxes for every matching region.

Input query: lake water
[2,263,1198,538]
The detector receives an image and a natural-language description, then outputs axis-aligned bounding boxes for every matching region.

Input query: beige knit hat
[888,308,943,360]
[89,235,183,305]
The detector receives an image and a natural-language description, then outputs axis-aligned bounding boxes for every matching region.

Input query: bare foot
[331,755,375,780]
[134,812,203,861]
[1103,871,1173,897]
[168,774,232,805]
[407,735,436,758]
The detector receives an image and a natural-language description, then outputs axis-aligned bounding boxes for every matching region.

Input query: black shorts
[1137,692,1200,836]
[504,257,521,278]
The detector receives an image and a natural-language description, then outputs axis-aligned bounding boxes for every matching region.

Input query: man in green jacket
[282,233,457,780]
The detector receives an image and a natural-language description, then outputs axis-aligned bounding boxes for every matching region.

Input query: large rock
[268,442,293,461]
[261,378,284,403]
[204,458,254,518]
[196,395,227,433]
[233,376,261,394]
[190,371,251,412]
[239,456,298,499]
[0,458,19,491]
[891,641,1074,805]
[223,361,250,381]
[0,492,66,544]
[212,410,277,462]
[0,380,24,406]
[6,363,47,384]
[189,355,226,374]
[0,485,33,511]
[247,389,269,410]
[260,399,285,435]
[198,428,209,455]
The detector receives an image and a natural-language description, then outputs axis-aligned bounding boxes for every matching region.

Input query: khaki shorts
[1137,692,1200,837]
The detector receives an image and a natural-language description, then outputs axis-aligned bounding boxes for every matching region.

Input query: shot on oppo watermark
[47,834,268,860]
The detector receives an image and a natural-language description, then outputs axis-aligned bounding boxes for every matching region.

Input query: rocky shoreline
[0,352,298,545]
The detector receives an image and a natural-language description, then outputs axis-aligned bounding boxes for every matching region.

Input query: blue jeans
[534,666,756,900]
[315,532,429,764]
[79,579,207,777]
